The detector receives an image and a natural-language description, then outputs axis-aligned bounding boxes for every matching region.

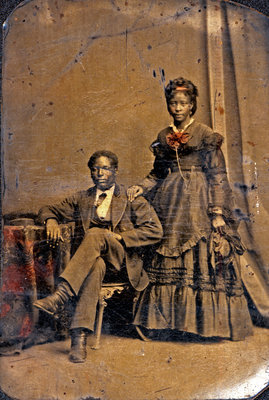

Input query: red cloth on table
[1,225,71,343]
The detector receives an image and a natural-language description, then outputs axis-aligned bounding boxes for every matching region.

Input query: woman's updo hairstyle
[165,77,198,116]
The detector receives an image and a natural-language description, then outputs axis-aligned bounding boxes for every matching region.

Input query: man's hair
[165,77,198,116]
[87,150,118,170]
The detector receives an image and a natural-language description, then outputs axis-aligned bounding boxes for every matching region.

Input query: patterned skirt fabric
[134,237,253,340]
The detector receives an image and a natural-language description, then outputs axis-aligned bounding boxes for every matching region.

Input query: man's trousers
[60,227,125,331]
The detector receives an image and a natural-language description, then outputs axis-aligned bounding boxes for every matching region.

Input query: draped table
[1,224,72,353]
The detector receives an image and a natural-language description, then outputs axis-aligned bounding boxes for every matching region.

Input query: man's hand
[46,218,63,246]
[127,185,144,202]
[212,215,225,234]
[106,231,122,241]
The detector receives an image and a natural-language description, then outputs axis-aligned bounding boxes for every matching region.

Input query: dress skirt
[134,171,253,340]
[133,239,253,340]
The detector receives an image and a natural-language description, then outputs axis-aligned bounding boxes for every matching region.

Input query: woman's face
[168,92,193,126]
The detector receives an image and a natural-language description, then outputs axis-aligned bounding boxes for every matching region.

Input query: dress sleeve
[140,140,170,194]
[203,133,234,221]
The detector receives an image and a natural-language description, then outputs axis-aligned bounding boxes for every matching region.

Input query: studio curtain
[205,0,269,316]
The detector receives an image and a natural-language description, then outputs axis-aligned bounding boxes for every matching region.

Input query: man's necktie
[96,193,107,218]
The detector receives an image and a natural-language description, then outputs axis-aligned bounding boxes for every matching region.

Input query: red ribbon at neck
[166,130,189,150]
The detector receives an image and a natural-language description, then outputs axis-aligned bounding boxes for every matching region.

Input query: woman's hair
[87,150,118,170]
[164,77,198,116]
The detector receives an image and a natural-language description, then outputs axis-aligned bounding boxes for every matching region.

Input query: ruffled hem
[156,231,209,257]
[133,284,253,340]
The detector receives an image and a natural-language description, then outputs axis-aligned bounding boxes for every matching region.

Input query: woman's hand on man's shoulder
[127,185,144,202]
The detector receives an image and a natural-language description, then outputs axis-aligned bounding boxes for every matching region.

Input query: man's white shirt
[94,184,115,219]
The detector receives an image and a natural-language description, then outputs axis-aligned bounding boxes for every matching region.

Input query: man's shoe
[69,329,87,363]
[33,281,72,316]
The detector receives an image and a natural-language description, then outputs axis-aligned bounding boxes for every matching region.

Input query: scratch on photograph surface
[159,67,166,89]
[125,28,128,80]
[131,42,149,72]
[254,162,260,215]
[155,38,173,48]
[76,148,88,160]
[35,7,195,96]
[154,386,173,393]
[30,104,46,122]
[128,0,155,31]
[15,172,19,189]
[8,356,35,363]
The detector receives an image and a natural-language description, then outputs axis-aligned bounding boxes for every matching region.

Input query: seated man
[33,150,163,363]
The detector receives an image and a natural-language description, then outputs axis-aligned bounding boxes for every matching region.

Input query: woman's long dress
[133,121,253,340]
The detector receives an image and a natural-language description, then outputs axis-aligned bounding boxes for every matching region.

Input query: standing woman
[128,77,253,340]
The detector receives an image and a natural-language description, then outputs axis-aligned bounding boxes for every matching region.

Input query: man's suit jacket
[38,184,163,291]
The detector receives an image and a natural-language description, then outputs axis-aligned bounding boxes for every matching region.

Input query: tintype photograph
[1,0,269,399]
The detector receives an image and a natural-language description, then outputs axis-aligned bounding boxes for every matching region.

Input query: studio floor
[0,326,268,400]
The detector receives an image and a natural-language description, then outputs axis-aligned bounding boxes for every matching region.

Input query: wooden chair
[92,282,129,350]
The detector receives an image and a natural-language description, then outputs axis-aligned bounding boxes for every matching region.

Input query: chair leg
[92,298,107,350]
[135,325,152,342]
[92,284,127,350]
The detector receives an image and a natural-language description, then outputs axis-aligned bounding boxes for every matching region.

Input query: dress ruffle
[156,229,209,257]
[135,238,253,340]
[133,283,253,340]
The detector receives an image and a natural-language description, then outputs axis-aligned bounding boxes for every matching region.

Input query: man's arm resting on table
[45,218,63,243]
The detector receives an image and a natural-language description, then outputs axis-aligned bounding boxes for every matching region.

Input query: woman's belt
[170,165,203,172]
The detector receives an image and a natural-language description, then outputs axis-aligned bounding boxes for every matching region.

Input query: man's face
[91,156,117,191]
